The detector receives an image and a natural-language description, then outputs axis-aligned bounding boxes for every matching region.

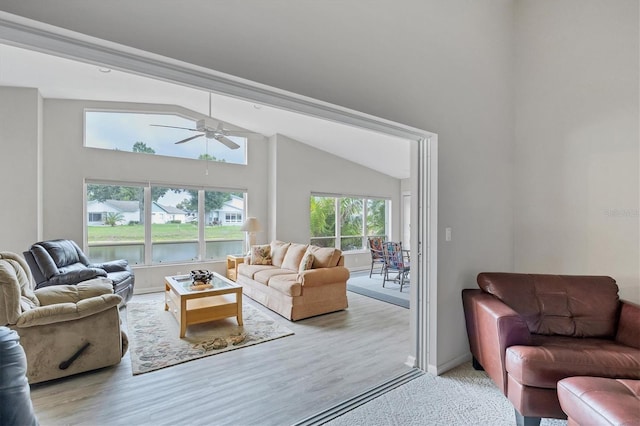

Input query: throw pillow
[306,245,342,268]
[281,243,309,271]
[299,252,314,272]
[270,240,291,267]
[250,244,272,265]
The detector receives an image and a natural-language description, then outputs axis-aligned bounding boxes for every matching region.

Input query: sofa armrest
[298,266,350,287]
[38,268,108,288]
[35,277,114,305]
[89,259,130,273]
[462,289,532,394]
[15,294,122,328]
[616,300,640,349]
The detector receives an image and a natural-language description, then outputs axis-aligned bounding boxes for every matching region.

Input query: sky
[85,111,247,164]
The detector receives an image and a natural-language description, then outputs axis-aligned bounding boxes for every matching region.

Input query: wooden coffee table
[164,272,243,338]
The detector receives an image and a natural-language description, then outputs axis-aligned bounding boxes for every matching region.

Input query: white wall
[0,87,42,253]
[514,0,640,303]
[270,134,402,270]
[0,0,517,371]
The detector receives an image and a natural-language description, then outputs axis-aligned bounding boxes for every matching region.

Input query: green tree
[366,199,386,236]
[340,198,363,236]
[104,212,124,226]
[199,153,226,162]
[310,197,336,238]
[132,141,155,153]
[180,191,232,215]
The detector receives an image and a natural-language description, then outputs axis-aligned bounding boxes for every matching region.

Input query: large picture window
[310,195,389,251]
[86,182,245,265]
[85,110,247,165]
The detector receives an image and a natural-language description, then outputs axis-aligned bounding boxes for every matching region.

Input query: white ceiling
[0,43,411,179]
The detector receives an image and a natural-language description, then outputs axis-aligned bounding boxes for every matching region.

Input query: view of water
[88,240,243,265]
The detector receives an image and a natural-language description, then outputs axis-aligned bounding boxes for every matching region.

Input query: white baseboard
[433,352,472,375]
[404,355,416,368]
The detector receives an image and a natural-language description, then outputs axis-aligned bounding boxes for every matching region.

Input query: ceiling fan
[150,92,255,150]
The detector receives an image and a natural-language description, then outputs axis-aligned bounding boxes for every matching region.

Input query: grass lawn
[88,223,244,242]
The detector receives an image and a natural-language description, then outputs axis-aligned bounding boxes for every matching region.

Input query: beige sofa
[237,241,349,320]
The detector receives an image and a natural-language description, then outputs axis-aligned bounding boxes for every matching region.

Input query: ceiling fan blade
[151,124,198,131]
[216,135,241,150]
[175,134,204,144]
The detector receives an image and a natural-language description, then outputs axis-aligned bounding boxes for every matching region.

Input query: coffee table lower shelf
[164,275,243,338]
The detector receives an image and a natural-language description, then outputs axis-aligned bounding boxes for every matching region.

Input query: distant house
[87,200,140,225]
[87,199,187,225]
[152,202,187,224]
[208,195,244,226]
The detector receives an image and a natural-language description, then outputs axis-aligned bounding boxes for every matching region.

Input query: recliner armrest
[15,294,122,328]
[38,268,107,288]
[462,289,532,394]
[89,259,130,273]
[616,300,640,349]
[35,277,114,306]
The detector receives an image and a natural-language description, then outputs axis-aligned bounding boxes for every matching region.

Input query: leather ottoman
[558,376,640,426]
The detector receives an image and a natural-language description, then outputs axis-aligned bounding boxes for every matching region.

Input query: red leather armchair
[462,273,640,426]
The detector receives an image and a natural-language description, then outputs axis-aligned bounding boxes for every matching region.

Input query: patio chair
[382,241,410,292]
[367,236,386,278]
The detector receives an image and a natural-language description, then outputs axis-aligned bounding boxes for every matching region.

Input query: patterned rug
[126,301,294,375]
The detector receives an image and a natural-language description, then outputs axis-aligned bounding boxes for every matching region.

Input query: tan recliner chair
[0,252,128,384]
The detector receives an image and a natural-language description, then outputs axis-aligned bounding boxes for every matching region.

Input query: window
[340,197,364,251]
[310,195,389,251]
[85,110,247,165]
[86,182,245,265]
[86,183,145,264]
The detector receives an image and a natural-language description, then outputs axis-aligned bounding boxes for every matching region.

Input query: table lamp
[240,217,261,253]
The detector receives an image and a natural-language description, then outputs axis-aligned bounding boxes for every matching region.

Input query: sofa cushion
[477,273,619,337]
[306,245,342,269]
[238,264,275,280]
[558,377,640,426]
[281,243,308,271]
[253,268,294,285]
[270,241,291,268]
[268,274,302,297]
[250,244,272,265]
[38,240,81,268]
[505,335,640,388]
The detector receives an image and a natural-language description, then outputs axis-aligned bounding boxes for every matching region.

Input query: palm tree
[104,212,124,227]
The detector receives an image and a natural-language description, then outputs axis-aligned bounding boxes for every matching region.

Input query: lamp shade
[240,217,262,233]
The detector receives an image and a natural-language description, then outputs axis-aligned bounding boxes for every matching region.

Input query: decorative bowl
[190,270,213,283]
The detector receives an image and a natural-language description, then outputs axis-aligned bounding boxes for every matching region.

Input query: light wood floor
[29,290,411,426]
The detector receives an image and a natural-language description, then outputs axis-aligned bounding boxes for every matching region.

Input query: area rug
[347,272,409,309]
[126,301,294,375]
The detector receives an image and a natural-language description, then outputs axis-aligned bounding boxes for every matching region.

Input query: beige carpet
[326,362,568,426]
[126,300,294,375]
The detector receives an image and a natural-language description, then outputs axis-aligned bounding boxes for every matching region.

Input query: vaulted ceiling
[0,43,412,179]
